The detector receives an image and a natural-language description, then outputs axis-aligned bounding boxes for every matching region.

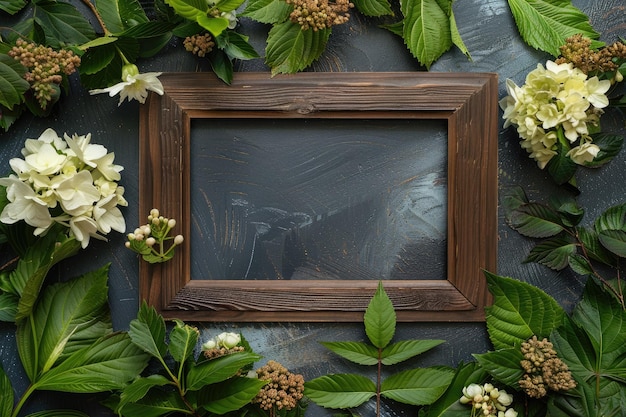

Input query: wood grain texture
[139,72,499,322]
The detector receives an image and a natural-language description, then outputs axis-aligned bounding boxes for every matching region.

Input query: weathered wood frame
[139,72,498,322]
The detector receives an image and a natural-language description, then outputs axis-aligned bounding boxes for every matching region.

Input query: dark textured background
[1,0,625,415]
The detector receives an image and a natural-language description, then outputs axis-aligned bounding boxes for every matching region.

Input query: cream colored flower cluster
[0,128,126,248]
[460,383,517,417]
[500,60,611,169]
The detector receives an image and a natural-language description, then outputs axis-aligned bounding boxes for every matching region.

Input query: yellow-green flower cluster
[499,60,611,169]
[460,383,517,417]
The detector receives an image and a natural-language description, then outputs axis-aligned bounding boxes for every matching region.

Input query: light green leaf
[0,364,12,417]
[304,374,376,408]
[265,21,331,75]
[320,341,380,365]
[0,0,26,15]
[185,352,262,391]
[401,0,452,69]
[33,2,96,47]
[507,202,565,238]
[197,14,230,37]
[199,377,268,414]
[506,0,599,57]
[381,366,454,405]
[525,236,577,270]
[0,55,29,110]
[215,0,246,13]
[165,0,208,20]
[168,319,198,364]
[78,36,120,50]
[473,348,525,387]
[128,301,167,359]
[381,340,444,365]
[449,7,470,59]
[484,271,565,350]
[353,0,393,17]
[364,281,396,349]
[241,0,292,24]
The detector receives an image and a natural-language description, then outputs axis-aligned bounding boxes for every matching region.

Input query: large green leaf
[473,348,525,387]
[321,341,379,365]
[381,366,454,405]
[364,281,396,349]
[507,202,565,238]
[0,364,12,417]
[196,14,229,37]
[168,319,198,364]
[108,389,190,417]
[506,0,599,57]
[595,204,626,257]
[524,236,577,270]
[165,0,208,20]
[484,271,565,350]
[304,374,376,408]
[0,55,29,110]
[214,0,246,13]
[546,133,578,185]
[0,292,18,322]
[242,0,292,24]
[265,21,331,75]
[576,226,616,266]
[128,301,167,359]
[215,30,260,60]
[96,0,149,34]
[199,377,268,414]
[33,332,149,392]
[353,0,393,17]
[381,340,444,365]
[33,2,96,47]
[116,374,171,410]
[0,0,26,15]
[586,132,624,168]
[185,351,262,391]
[401,0,452,69]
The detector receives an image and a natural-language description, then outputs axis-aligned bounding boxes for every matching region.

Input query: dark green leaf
[216,31,260,60]
[473,348,525,387]
[107,389,190,417]
[524,235,577,270]
[598,229,626,258]
[117,21,176,38]
[364,281,396,349]
[585,132,624,167]
[506,0,599,57]
[381,366,454,405]
[320,341,379,365]
[353,0,393,17]
[401,0,452,69]
[242,0,292,24]
[546,134,578,184]
[381,340,444,365]
[0,292,18,322]
[199,377,268,414]
[551,195,584,227]
[0,55,29,110]
[568,253,594,276]
[484,271,565,350]
[0,364,12,417]
[116,374,171,410]
[128,301,167,359]
[185,351,262,391]
[33,2,96,47]
[78,43,117,75]
[208,49,233,84]
[501,186,530,219]
[508,202,565,238]
[0,0,26,15]
[595,203,626,231]
[25,411,89,417]
[577,226,616,266]
[265,21,331,75]
[96,0,128,33]
[168,319,198,364]
[304,374,376,408]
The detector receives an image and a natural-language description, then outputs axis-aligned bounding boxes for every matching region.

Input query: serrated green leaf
[473,348,525,387]
[508,202,565,238]
[265,21,331,75]
[598,229,626,258]
[364,281,396,349]
[96,0,149,34]
[304,374,376,408]
[165,0,208,20]
[215,0,246,13]
[199,377,268,414]
[116,374,171,410]
[506,0,599,57]
[524,235,577,270]
[78,43,117,75]
[484,271,565,350]
[0,364,12,417]
[320,341,379,365]
[0,55,29,110]
[502,186,530,219]
[242,0,292,24]
[168,319,198,364]
[381,366,454,405]
[128,301,167,359]
[0,0,26,15]
[568,253,593,275]
[381,340,444,365]
[185,352,262,391]
[353,0,393,17]
[586,132,624,167]
[401,0,452,69]
[107,389,189,417]
[577,226,617,266]
[33,2,96,47]
[595,203,626,231]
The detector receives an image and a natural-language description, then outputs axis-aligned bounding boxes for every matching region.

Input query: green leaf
[577,226,617,266]
[0,364,12,417]
[568,253,594,276]
[586,132,624,167]
[242,0,292,24]
[199,377,268,414]
[506,0,599,57]
[320,341,380,365]
[215,0,246,13]
[216,31,260,60]
[265,21,331,75]
[401,0,452,69]
[25,411,89,417]
[168,319,198,364]
[524,235,577,270]
[484,271,565,350]
[76,42,117,75]
[507,202,565,238]
[304,374,376,408]
[473,348,525,387]
[0,0,26,15]
[33,2,96,47]
[0,292,18,322]
[128,301,168,359]
[595,203,626,257]
[96,0,149,34]
[449,6,470,60]
[597,229,626,258]
[116,374,171,410]
[0,55,29,110]
[185,351,262,391]
[165,0,208,20]
[381,366,454,405]
[381,340,444,365]
[364,281,396,349]
[197,14,230,37]
[501,186,530,218]
[353,0,393,17]
[208,48,233,84]
[109,389,194,417]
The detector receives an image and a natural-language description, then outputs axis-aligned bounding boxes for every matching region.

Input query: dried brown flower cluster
[202,345,245,359]
[183,33,215,58]
[252,360,305,411]
[556,34,626,76]
[518,336,576,398]
[286,0,354,31]
[8,39,80,109]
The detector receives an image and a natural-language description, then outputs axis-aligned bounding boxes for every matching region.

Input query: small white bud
[174,235,184,245]
[202,339,217,350]
[168,218,176,228]
[146,237,156,247]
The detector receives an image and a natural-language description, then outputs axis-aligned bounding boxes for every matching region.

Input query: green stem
[376,348,382,417]
[11,383,38,417]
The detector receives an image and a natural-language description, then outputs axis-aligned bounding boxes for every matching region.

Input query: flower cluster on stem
[252,360,305,412]
[518,336,576,398]
[201,332,245,359]
[460,383,517,417]
[125,208,183,263]
[286,0,354,31]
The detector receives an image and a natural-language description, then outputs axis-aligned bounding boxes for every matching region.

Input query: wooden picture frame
[139,72,498,322]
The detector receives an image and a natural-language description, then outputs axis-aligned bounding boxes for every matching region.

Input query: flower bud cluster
[518,336,576,398]
[9,39,81,109]
[460,383,517,417]
[201,332,244,359]
[125,209,184,263]
[286,0,354,31]
[252,360,305,411]
[556,34,626,80]
[183,33,215,57]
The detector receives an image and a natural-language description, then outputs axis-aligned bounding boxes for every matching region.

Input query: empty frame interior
[139,72,498,322]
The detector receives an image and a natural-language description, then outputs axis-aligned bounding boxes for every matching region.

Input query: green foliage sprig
[304,282,454,416]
